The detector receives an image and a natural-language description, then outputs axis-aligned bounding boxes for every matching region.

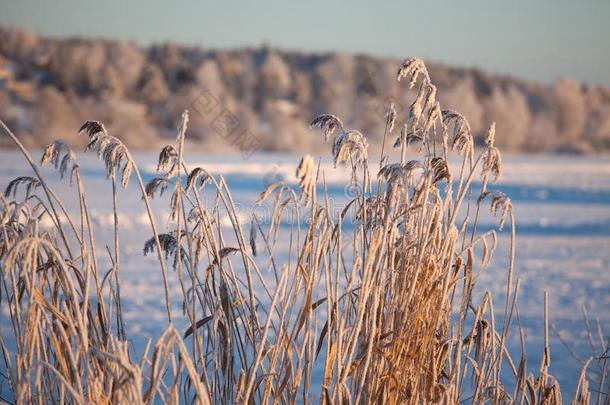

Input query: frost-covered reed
[0,58,607,404]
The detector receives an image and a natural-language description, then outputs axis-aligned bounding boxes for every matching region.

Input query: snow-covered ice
[1,150,608,399]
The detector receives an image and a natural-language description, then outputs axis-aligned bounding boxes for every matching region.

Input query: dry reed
[0,58,608,404]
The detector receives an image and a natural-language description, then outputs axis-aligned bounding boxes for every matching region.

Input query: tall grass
[0,58,607,404]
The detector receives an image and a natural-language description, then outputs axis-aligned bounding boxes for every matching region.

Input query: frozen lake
[1,150,609,400]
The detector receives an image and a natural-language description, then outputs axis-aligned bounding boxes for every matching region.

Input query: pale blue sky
[1,0,609,85]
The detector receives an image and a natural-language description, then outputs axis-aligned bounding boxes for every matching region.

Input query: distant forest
[1,27,609,154]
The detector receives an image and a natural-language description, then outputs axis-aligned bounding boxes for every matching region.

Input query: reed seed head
[310,114,344,142]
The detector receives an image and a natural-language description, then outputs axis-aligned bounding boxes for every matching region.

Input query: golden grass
[0,58,607,404]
